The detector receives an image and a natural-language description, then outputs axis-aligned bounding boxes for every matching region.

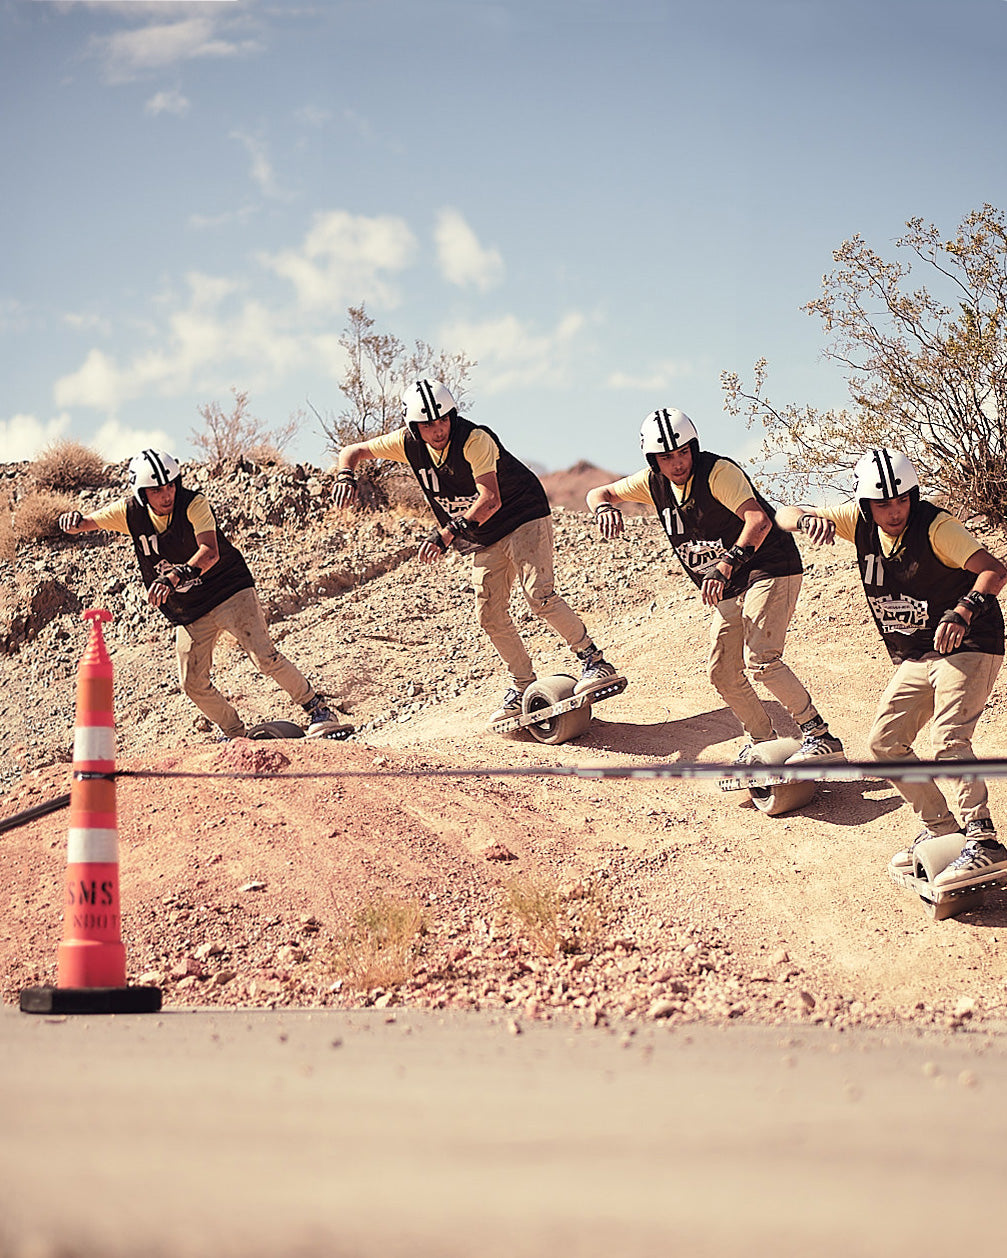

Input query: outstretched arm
[776,504,835,546]
[59,511,101,535]
[332,439,381,508]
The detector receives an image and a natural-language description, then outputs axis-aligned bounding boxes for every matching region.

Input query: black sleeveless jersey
[125,487,254,626]
[853,500,1004,663]
[648,451,802,599]
[402,415,549,550]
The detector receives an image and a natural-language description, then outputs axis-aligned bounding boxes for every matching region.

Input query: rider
[59,449,345,741]
[586,407,842,764]
[777,448,1007,892]
[333,379,624,727]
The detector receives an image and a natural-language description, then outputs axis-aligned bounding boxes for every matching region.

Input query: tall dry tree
[311,304,476,508]
[722,204,1007,522]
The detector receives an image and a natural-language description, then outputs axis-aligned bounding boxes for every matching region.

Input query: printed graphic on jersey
[680,539,725,577]
[868,593,929,634]
[434,492,480,516]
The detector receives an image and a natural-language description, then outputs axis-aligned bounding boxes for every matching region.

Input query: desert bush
[0,494,15,560]
[13,491,75,541]
[243,442,288,468]
[723,204,1007,522]
[32,440,107,492]
[506,876,609,957]
[311,304,476,510]
[191,389,303,465]
[329,893,426,991]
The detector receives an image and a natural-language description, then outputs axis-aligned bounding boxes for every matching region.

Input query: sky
[2,0,1007,476]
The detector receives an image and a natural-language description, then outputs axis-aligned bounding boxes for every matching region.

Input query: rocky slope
[3,458,1007,1033]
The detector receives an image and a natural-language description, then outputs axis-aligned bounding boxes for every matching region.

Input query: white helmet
[854,448,919,519]
[402,379,457,433]
[640,408,699,472]
[128,449,182,504]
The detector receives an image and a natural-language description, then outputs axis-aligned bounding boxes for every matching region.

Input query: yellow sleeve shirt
[822,501,982,568]
[610,460,756,515]
[89,494,216,537]
[364,426,499,477]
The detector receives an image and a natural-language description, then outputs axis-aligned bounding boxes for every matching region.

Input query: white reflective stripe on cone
[73,726,115,763]
[67,829,119,864]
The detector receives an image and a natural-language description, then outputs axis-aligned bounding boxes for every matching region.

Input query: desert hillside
[2,458,1007,1031]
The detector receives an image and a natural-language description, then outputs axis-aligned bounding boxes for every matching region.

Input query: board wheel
[522,674,592,746]
[749,779,817,816]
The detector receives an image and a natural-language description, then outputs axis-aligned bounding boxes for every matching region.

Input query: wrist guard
[335,468,356,484]
[959,591,991,617]
[425,526,447,553]
[723,543,756,568]
[939,609,968,629]
[447,514,475,540]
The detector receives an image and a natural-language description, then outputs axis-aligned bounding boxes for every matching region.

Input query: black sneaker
[787,719,845,764]
[573,647,626,697]
[303,695,342,736]
[933,838,1007,891]
[488,686,526,726]
[965,817,998,842]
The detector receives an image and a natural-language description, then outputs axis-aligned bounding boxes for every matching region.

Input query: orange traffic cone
[21,609,161,1014]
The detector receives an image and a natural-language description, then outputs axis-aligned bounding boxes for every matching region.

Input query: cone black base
[19,985,162,1015]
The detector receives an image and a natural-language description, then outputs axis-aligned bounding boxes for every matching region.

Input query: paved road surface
[2,1004,1005,1257]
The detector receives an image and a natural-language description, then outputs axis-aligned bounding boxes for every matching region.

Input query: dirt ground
[3,459,1007,1031]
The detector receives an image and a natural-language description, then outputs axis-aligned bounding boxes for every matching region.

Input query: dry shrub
[0,494,15,560]
[330,893,426,991]
[244,442,288,468]
[506,875,609,957]
[13,491,75,542]
[32,440,107,492]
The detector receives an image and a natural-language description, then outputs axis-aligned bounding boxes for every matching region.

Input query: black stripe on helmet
[871,448,899,498]
[417,379,440,422]
[655,409,676,452]
[142,449,171,486]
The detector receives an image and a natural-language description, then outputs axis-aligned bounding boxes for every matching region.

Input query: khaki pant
[867,651,1003,834]
[708,573,817,742]
[175,587,314,738]
[470,516,593,689]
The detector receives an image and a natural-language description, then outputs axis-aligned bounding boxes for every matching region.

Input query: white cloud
[439,312,587,393]
[93,15,261,84]
[231,131,290,201]
[145,89,190,117]
[435,208,504,291]
[607,361,693,390]
[0,413,72,461]
[51,211,416,418]
[64,311,113,336]
[54,268,314,413]
[188,205,257,231]
[295,104,333,128]
[259,210,416,312]
[92,418,174,462]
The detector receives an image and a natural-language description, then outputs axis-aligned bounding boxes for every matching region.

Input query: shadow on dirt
[583,708,744,759]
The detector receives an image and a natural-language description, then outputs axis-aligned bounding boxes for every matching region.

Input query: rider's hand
[594,504,624,540]
[332,470,357,508]
[799,514,835,546]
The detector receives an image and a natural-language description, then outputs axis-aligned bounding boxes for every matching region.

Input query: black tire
[246,720,306,740]
[522,674,592,746]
